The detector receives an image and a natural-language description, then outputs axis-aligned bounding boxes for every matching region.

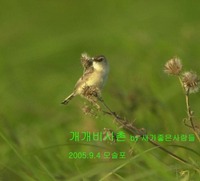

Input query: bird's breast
[86,70,106,89]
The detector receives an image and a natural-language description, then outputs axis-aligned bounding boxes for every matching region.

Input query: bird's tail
[61,93,75,105]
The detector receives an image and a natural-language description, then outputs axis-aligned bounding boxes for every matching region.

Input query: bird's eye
[92,55,105,62]
[98,57,103,61]
[96,56,104,62]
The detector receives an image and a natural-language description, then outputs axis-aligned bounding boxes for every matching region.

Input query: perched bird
[61,53,109,104]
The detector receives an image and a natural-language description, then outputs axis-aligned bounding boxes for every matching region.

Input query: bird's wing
[74,66,94,90]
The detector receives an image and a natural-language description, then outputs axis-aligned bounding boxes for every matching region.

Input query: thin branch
[184,86,200,141]
[98,97,200,172]
[178,76,200,141]
[185,89,195,130]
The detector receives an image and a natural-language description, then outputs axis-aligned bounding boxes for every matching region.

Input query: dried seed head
[182,71,200,94]
[82,86,101,99]
[81,53,92,71]
[82,104,93,115]
[81,52,91,60]
[81,86,101,109]
[164,57,182,75]
[82,104,99,117]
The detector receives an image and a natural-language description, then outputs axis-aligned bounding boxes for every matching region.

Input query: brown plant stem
[179,76,200,141]
[98,97,200,172]
[185,89,195,130]
[185,92,200,143]
[178,76,200,141]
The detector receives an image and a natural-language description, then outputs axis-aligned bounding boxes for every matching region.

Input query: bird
[61,53,109,105]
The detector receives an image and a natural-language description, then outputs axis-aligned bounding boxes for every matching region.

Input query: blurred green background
[1,0,200,180]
